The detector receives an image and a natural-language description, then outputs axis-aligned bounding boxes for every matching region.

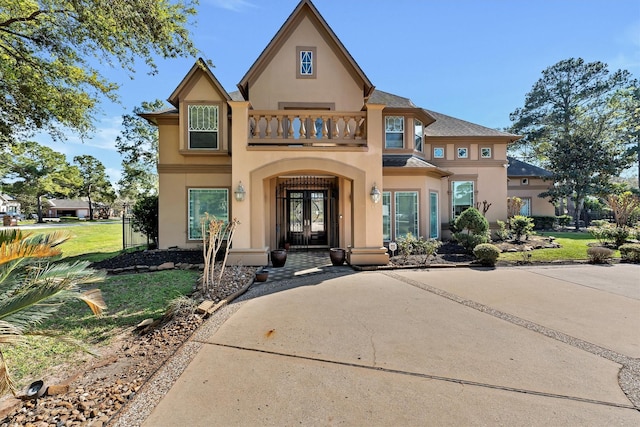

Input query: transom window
[414,119,423,152]
[452,181,474,218]
[188,188,228,240]
[457,147,468,158]
[188,105,218,149]
[385,116,404,148]
[481,147,492,158]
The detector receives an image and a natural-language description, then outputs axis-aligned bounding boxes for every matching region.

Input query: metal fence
[122,215,149,250]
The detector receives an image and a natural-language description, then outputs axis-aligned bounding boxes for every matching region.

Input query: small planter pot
[255,270,269,282]
[270,249,288,267]
[329,248,346,266]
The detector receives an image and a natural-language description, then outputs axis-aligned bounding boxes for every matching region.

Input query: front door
[287,190,327,247]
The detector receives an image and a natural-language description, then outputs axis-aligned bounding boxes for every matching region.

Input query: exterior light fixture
[370,183,381,204]
[234,181,246,202]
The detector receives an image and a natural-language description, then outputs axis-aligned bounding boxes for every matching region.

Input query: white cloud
[106,167,123,186]
[206,0,256,12]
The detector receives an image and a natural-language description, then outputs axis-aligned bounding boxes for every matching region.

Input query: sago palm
[0,229,106,396]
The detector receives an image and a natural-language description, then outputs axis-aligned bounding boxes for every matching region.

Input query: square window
[385,116,404,148]
[433,147,445,158]
[457,147,468,158]
[188,105,218,149]
[188,188,229,240]
[481,147,492,158]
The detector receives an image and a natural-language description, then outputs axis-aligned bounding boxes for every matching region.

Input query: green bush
[473,243,501,266]
[397,232,441,265]
[453,208,490,253]
[589,223,629,248]
[495,220,511,241]
[619,243,640,263]
[530,216,555,230]
[586,246,614,264]
[557,215,573,227]
[511,215,535,242]
[132,195,159,248]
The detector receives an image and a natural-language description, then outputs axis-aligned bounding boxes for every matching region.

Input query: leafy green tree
[0,229,106,396]
[453,207,490,253]
[509,58,636,230]
[0,0,200,148]
[73,155,116,220]
[3,141,82,222]
[116,100,165,199]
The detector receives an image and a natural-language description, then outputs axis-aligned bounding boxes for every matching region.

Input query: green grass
[498,231,620,262]
[23,221,125,262]
[3,269,198,388]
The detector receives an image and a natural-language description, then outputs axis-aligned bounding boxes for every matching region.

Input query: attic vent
[521,178,529,185]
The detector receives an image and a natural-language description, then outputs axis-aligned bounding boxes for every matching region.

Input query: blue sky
[37,0,640,185]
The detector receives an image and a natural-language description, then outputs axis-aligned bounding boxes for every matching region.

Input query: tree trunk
[87,184,93,220]
[36,195,43,223]
[573,195,584,231]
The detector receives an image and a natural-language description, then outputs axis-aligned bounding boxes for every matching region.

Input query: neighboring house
[0,194,20,216]
[143,0,521,266]
[46,199,91,219]
[506,157,555,217]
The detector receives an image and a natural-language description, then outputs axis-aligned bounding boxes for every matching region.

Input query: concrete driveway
[139,264,640,426]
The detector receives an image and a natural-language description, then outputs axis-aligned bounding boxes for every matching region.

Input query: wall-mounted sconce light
[234,181,246,202]
[370,183,381,204]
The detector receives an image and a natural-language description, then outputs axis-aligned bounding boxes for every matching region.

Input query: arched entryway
[275,176,339,249]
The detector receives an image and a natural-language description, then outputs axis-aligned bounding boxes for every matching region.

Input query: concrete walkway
[141,264,640,426]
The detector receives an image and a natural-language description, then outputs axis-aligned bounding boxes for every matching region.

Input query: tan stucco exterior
[145,0,527,266]
[508,177,556,217]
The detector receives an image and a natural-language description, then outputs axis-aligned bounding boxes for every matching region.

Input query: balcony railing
[248,110,366,147]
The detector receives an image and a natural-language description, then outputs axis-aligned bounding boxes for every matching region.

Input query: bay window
[385,116,404,148]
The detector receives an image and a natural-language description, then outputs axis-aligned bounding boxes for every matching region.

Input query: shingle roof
[229,90,245,101]
[382,155,451,177]
[507,157,553,177]
[369,90,416,108]
[423,110,518,138]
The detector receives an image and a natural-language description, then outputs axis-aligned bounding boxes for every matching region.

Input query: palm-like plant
[0,229,106,396]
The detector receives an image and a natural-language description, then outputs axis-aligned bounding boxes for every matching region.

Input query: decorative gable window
[297,46,316,78]
[385,116,404,148]
[188,105,219,149]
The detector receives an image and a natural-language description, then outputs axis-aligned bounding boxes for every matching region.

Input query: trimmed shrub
[586,246,614,264]
[453,208,490,253]
[473,243,501,266]
[619,243,640,263]
[510,215,535,242]
[531,216,555,230]
[557,215,573,227]
[397,232,441,265]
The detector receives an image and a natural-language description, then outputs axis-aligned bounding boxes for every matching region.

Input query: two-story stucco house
[143,0,522,266]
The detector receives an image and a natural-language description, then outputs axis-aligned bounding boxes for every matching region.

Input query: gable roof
[507,157,553,178]
[383,155,452,177]
[424,110,520,139]
[237,0,374,100]
[168,58,231,107]
[47,199,91,209]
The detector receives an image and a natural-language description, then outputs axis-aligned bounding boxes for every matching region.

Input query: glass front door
[287,190,327,246]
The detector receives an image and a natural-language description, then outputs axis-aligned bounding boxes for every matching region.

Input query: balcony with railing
[247,110,367,148]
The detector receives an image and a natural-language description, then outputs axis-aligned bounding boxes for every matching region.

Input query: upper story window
[414,119,423,152]
[433,147,445,158]
[457,147,468,158]
[481,147,492,158]
[188,105,218,149]
[385,116,404,148]
[297,46,316,79]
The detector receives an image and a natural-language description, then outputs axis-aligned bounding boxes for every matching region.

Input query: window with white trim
[188,188,228,240]
[188,105,218,149]
[395,191,419,239]
[520,198,531,216]
[300,50,313,75]
[385,116,404,148]
[433,147,445,158]
[457,147,468,158]
[452,181,474,218]
[382,192,391,241]
[481,147,492,158]
[414,119,423,152]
